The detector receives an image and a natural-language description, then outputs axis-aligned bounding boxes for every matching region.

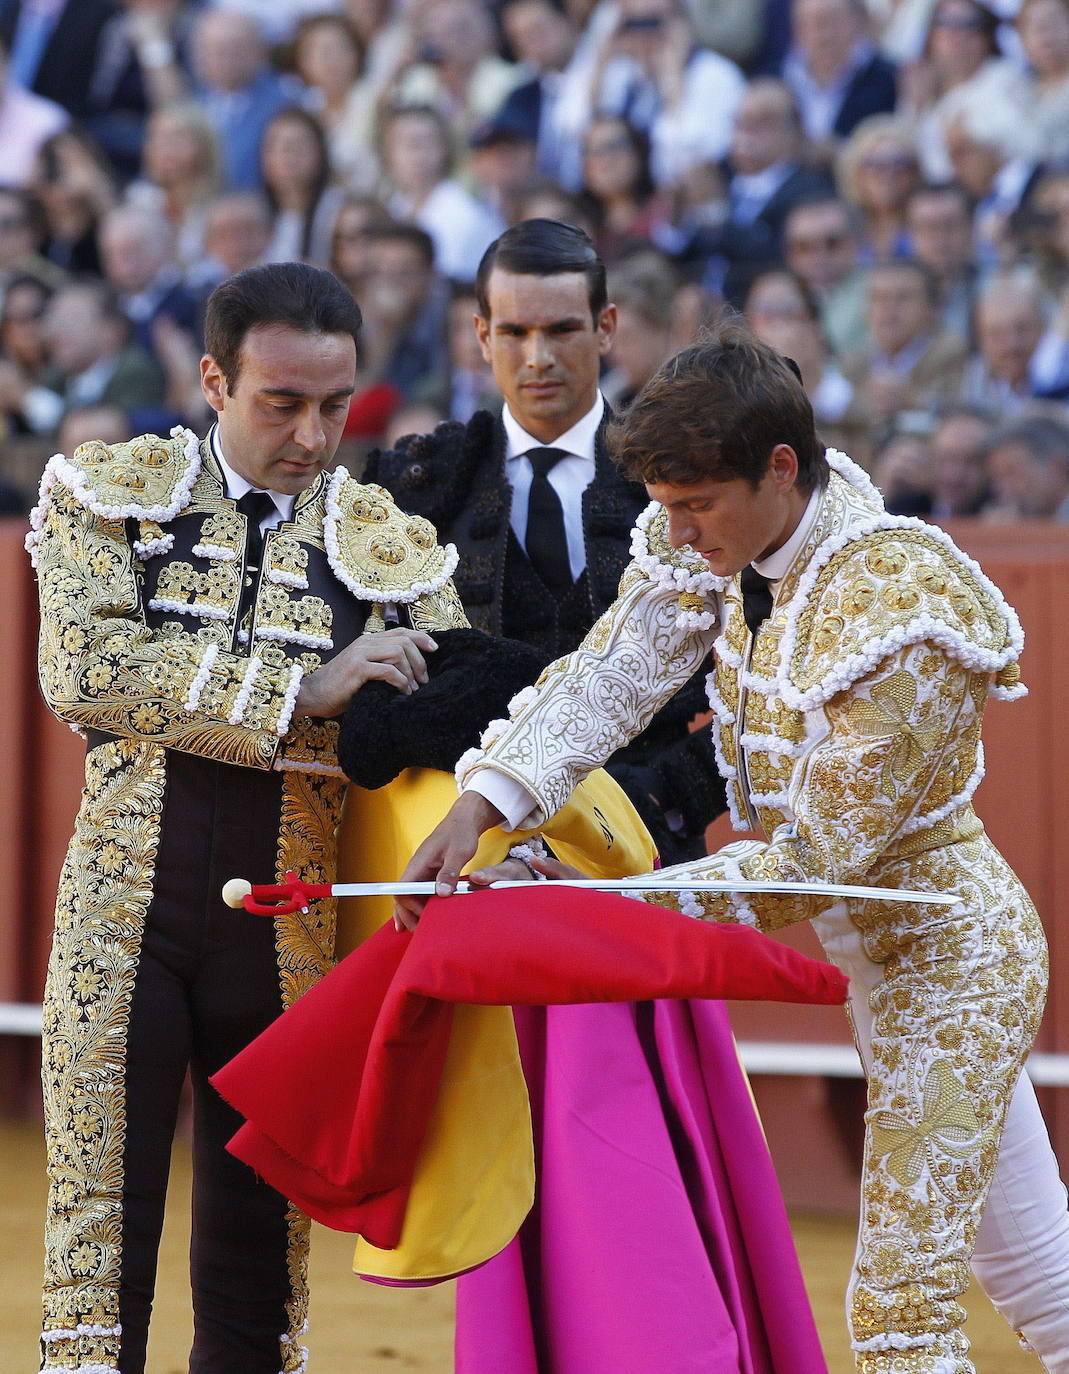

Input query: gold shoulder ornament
[322,468,460,605]
[27,427,202,564]
[628,501,727,631]
[779,517,1027,712]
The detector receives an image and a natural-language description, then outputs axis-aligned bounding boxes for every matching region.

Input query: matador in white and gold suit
[453,445,1069,1373]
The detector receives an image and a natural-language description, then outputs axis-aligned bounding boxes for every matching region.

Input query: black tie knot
[236,489,276,529]
[527,447,569,478]
[740,564,774,635]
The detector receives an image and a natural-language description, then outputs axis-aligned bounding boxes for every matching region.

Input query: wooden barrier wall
[4,517,1069,1205]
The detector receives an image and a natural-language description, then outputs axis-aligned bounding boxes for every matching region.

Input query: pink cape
[456,999,829,1374]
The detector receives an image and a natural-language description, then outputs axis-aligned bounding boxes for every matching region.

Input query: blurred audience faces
[986,415,1069,518]
[930,405,994,516]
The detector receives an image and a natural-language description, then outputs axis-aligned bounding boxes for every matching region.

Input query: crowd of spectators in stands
[2,0,1069,521]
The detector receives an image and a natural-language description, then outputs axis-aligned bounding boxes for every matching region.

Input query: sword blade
[330,878,957,906]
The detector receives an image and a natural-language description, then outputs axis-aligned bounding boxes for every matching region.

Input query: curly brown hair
[609,322,828,492]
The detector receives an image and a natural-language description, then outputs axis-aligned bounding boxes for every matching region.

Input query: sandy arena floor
[1,1119,1039,1372]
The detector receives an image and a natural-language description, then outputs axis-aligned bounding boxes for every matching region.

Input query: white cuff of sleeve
[466,769,537,832]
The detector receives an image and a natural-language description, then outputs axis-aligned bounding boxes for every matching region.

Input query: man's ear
[200,354,227,414]
[596,302,618,356]
[768,443,799,491]
[474,313,492,365]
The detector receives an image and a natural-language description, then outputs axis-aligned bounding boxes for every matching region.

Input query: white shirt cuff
[465,768,537,832]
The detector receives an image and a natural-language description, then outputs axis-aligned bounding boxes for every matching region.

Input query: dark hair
[365,220,436,267]
[292,10,365,74]
[204,262,362,391]
[609,322,828,492]
[260,105,333,259]
[475,217,607,320]
[581,115,655,208]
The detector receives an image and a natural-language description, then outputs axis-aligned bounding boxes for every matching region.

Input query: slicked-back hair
[475,218,607,322]
[204,262,362,392]
[610,323,829,492]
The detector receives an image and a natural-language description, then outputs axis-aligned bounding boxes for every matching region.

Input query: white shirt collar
[210,425,296,523]
[502,392,604,463]
[752,484,822,583]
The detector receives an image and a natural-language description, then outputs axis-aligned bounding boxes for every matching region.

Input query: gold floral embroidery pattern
[409,581,468,633]
[41,739,166,1370]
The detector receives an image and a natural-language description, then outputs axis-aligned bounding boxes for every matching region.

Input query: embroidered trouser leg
[813,883,1047,1374]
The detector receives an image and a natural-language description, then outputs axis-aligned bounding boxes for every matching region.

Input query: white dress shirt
[503,391,604,583]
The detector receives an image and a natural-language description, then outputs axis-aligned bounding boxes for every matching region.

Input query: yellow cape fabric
[334,766,655,1283]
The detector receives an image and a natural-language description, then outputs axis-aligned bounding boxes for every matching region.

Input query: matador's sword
[221,871,958,917]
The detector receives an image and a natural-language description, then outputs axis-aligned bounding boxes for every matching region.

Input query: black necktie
[524,447,573,595]
[740,564,774,635]
[236,489,276,622]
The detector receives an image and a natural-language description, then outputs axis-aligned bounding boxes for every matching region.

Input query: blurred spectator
[579,114,664,262]
[601,250,677,407]
[445,280,499,420]
[469,113,539,223]
[496,0,585,188]
[97,203,201,360]
[0,0,113,123]
[357,221,451,405]
[905,180,979,342]
[31,126,117,275]
[191,8,298,192]
[985,413,1069,518]
[291,11,378,193]
[1012,0,1069,165]
[200,190,273,282]
[0,271,53,431]
[128,100,222,273]
[840,256,968,446]
[870,425,935,512]
[944,97,1044,269]
[260,105,344,267]
[328,192,392,301]
[514,177,598,236]
[742,265,858,449]
[0,277,164,437]
[575,0,747,188]
[686,78,832,304]
[56,401,133,454]
[781,0,898,166]
[380,104,505,281]
[0,184,63,293]
[962,273,1069,412]
[929,403,994,515]
[837,113,920,262]
[902,0,1017,182]
[0,31,67,186]
[81,0,192,184]
[784,193,868,355]
[668,278,722,350]
[388,0,523,153]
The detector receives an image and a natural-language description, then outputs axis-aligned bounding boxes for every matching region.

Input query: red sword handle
[243,871,332,916]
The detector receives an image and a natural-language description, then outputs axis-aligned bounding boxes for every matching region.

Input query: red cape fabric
[210,886,848,1246]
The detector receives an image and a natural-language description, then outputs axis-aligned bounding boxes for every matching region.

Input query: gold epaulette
[784,524,1023,707]
[60,429,202,522]
[323,470,461,605]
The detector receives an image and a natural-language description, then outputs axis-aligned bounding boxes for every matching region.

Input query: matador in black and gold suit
[28,425,468,1374]
[365,407,725,863]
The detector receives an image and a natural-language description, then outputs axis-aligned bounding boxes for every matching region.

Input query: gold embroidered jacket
[31,429,468,1365]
